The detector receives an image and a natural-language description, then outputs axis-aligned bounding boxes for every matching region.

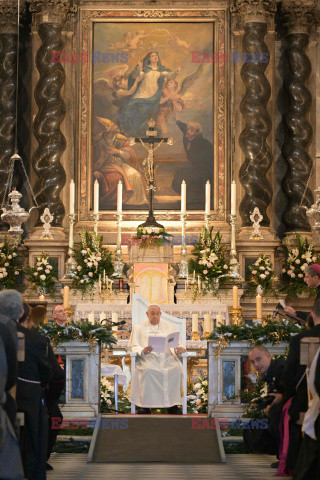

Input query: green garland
[209,317,302,357]
[36,321,117,348]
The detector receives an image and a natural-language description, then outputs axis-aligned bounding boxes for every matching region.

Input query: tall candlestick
[117,180,122,214]
[94,179,99,214]
[256,294,262,319]
[198,275,201,291]
[232,286,238,309]
[204,314,211,333]
[205,180,211,215]
[181,180,186,214]
[231,180,236,216]
[70,179,75,215]
[216,314,223,327]
[192,314,198,332]
[63,286,69,309]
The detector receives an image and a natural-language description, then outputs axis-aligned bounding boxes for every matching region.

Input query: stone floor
[47,453,291,479]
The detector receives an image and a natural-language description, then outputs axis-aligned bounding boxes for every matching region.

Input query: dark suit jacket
[0,322,17,392]
[296,285,320,322]
[45,340,65,414]
[0,313,17,347]
[262,357,286,394]
[283,324,320,417]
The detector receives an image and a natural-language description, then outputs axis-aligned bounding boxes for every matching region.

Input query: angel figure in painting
[93,117,147,207]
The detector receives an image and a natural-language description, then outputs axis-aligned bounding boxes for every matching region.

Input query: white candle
[70,179,75,215]
[204,314,211,332]
[63,286,69,309]
[103,270,106,283]
[39,295,45,302]
[88,312,95,324]
[192,314,198,332]
[181,180,186,214]
[198,275,201,291]
[117,180,123,214]
[94,179,99,214]
[112,312,118,323]
[216,314,223,327]
[231,180,236,216]
[99,312,106,323]
[193,270,196,283]
[256,294,262,319]
[205,180,211,215]
[99,274,101,292]
[233,286,238,309]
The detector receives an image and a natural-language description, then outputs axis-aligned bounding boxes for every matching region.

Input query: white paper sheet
[148,331,180,353]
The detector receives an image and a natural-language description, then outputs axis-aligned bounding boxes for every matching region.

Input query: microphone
[101,319,126,327]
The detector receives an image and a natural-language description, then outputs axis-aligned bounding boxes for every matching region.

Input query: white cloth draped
[128,319,183,408]
[302,347,320,440]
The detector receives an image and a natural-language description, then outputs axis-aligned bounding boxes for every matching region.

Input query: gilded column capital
[231,0,276,28]
[281,0,318,35]
[0,0,26,34]
[30,0,77,25]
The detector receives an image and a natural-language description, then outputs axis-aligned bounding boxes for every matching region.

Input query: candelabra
[64,213,77,279]
[178,213,188,278]
[93,213,99,234]
[228,214,243,280]
[306,186,320,233]
[204,213,211,231]
[99,280,114,303]
[65,305,73,324]
[229,306,243,326]
[113,213,124,277]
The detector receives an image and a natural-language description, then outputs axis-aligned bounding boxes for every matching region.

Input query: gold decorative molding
[132,10,175,18]
[30,0,77,24]
[281,0,318,35]
[231,0,276,28]
[0,0,26,33]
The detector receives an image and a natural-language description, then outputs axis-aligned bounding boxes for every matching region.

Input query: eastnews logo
[51,417,129,430]
[51,51,129,64]
[191,418,268,430]
[191,51,269,64]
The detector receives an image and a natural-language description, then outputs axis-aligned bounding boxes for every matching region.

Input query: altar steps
[88,415,226,463]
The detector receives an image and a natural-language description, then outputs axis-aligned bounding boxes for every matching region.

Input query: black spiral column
[30,3,71,227]
[232,0,276,228]
[0,5,18,230]
[281,1,316,232]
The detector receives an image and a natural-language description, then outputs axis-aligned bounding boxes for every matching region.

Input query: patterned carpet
[47,453,288,480]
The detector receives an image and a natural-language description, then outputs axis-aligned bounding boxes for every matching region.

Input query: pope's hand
[143,346,153,354]
[175,347,186,354]
[284,306,296,316]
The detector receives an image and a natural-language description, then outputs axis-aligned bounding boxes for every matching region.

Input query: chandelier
[0,0,39,238]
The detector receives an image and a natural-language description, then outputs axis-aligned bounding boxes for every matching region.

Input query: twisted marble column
[32,21,66,227]
[0,32,17,229]
[282,35,313,231]
[238,22,273,227]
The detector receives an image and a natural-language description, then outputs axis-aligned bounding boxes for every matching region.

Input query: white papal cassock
[128,319,183,408]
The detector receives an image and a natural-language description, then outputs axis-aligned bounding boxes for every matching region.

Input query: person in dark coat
[17,307,52,480]
[0,321,18,430]
[0,290,24,430]
[282,299,320,472]
[45,341,65,470]
[171,118,213,205]
[243,345,285,462]
[0,326,24,480]
[285,264,320,322]
[292,345,320,480]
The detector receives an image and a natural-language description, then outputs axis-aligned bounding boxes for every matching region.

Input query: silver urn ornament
[1,189,30,237]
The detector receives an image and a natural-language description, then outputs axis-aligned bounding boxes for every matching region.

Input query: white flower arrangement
[247,254,276,296]
[0,237,23,291]
[25,253,57,297]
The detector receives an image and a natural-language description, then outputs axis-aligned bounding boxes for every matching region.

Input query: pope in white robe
[128,305,186,409]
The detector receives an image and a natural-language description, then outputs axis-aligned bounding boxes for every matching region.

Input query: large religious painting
[92,23,214,211]
[79,8,228,222]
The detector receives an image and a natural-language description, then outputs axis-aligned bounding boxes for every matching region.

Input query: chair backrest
[132,293,186,348]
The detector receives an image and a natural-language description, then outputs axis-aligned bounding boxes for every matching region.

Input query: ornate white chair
[129,293,189,414]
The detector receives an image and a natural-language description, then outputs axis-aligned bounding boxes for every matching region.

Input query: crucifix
[129,119,174,229]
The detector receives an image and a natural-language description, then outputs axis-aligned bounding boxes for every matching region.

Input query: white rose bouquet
[280,234,318,297]
[247,254,277,296]
[25,252,57,297]
[0,237,23,291]
[134,226,172,249]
